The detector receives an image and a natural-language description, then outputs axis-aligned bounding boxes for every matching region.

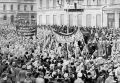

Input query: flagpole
[66,1,70,60]
[57,0,69,59]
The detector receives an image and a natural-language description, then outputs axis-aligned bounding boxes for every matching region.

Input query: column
[73,13,78,26]
[102,12,107,27]
[115,11,119,29]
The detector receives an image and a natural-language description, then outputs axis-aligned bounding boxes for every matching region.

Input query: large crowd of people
[0,24,120,83]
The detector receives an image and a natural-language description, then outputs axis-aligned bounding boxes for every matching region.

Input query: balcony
[63,2,84,12]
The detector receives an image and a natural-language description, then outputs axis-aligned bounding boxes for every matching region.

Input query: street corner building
[37,0,120,29]
[0,0,37,25]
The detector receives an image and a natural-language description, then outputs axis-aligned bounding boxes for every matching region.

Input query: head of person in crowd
[115,67,120,82]
[1,73,8,80]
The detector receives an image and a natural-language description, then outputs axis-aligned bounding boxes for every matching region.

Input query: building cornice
[0,10,37,14]
[0,2,36,4]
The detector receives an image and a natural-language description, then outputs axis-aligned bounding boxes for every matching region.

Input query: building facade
[0,0,37,24]
[37,0,120,28]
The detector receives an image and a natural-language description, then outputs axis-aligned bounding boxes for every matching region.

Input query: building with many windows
[0,0,37,24]
[37,0,120,28]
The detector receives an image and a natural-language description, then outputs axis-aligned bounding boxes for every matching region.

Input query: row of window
[39,14,101,27]
[3,15,35,21]
[39,0,118,9]
[107,13,120,28]
[39,0,102,9]
[67,0,102,6]
[3,4,34,11]
[87,0,102,6]
[66,0,102,5]
[3,15,14,23]
[39,0,65,9]
[39,13,120,28]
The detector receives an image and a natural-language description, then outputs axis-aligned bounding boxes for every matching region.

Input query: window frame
[3,4,6,11]
[87,0,91,6]
[31,5,33,11]
[11,4,13,11]
[3,15,7,20]
[24,5,27,11]
[97,0,101,6]
[107,13,115,28]
[18,4,20,11]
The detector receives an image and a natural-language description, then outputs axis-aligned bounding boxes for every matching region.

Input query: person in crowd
[74,72,84,83]
[96,70,106,83]
[35,72,45,83]
[24,72,32,83]
[0,24,120,83]
[105,72,116,83]
[0,73,12,83]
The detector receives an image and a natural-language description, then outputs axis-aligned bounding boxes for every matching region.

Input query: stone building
[37,0,120,28]
[0,0,37,24]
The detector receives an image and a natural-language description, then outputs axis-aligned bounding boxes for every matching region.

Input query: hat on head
[22,65,26,69]
[39,72,44,77]
[64,73,68,78]
[115,67,120,76]
[77,72,82,78]
[52,71,57,77]
[57,63,61,67]
[1,73,8,78]
[46,71,50,74]
[39,66,43,69]
[109,72,113,76]
[27,65,32,70]
[79,57,83,60]
[26,72,31,77]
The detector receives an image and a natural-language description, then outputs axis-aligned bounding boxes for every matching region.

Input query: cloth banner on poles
[52,28,83,43]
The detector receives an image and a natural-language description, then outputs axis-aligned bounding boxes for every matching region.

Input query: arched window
[3,15,7,20]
